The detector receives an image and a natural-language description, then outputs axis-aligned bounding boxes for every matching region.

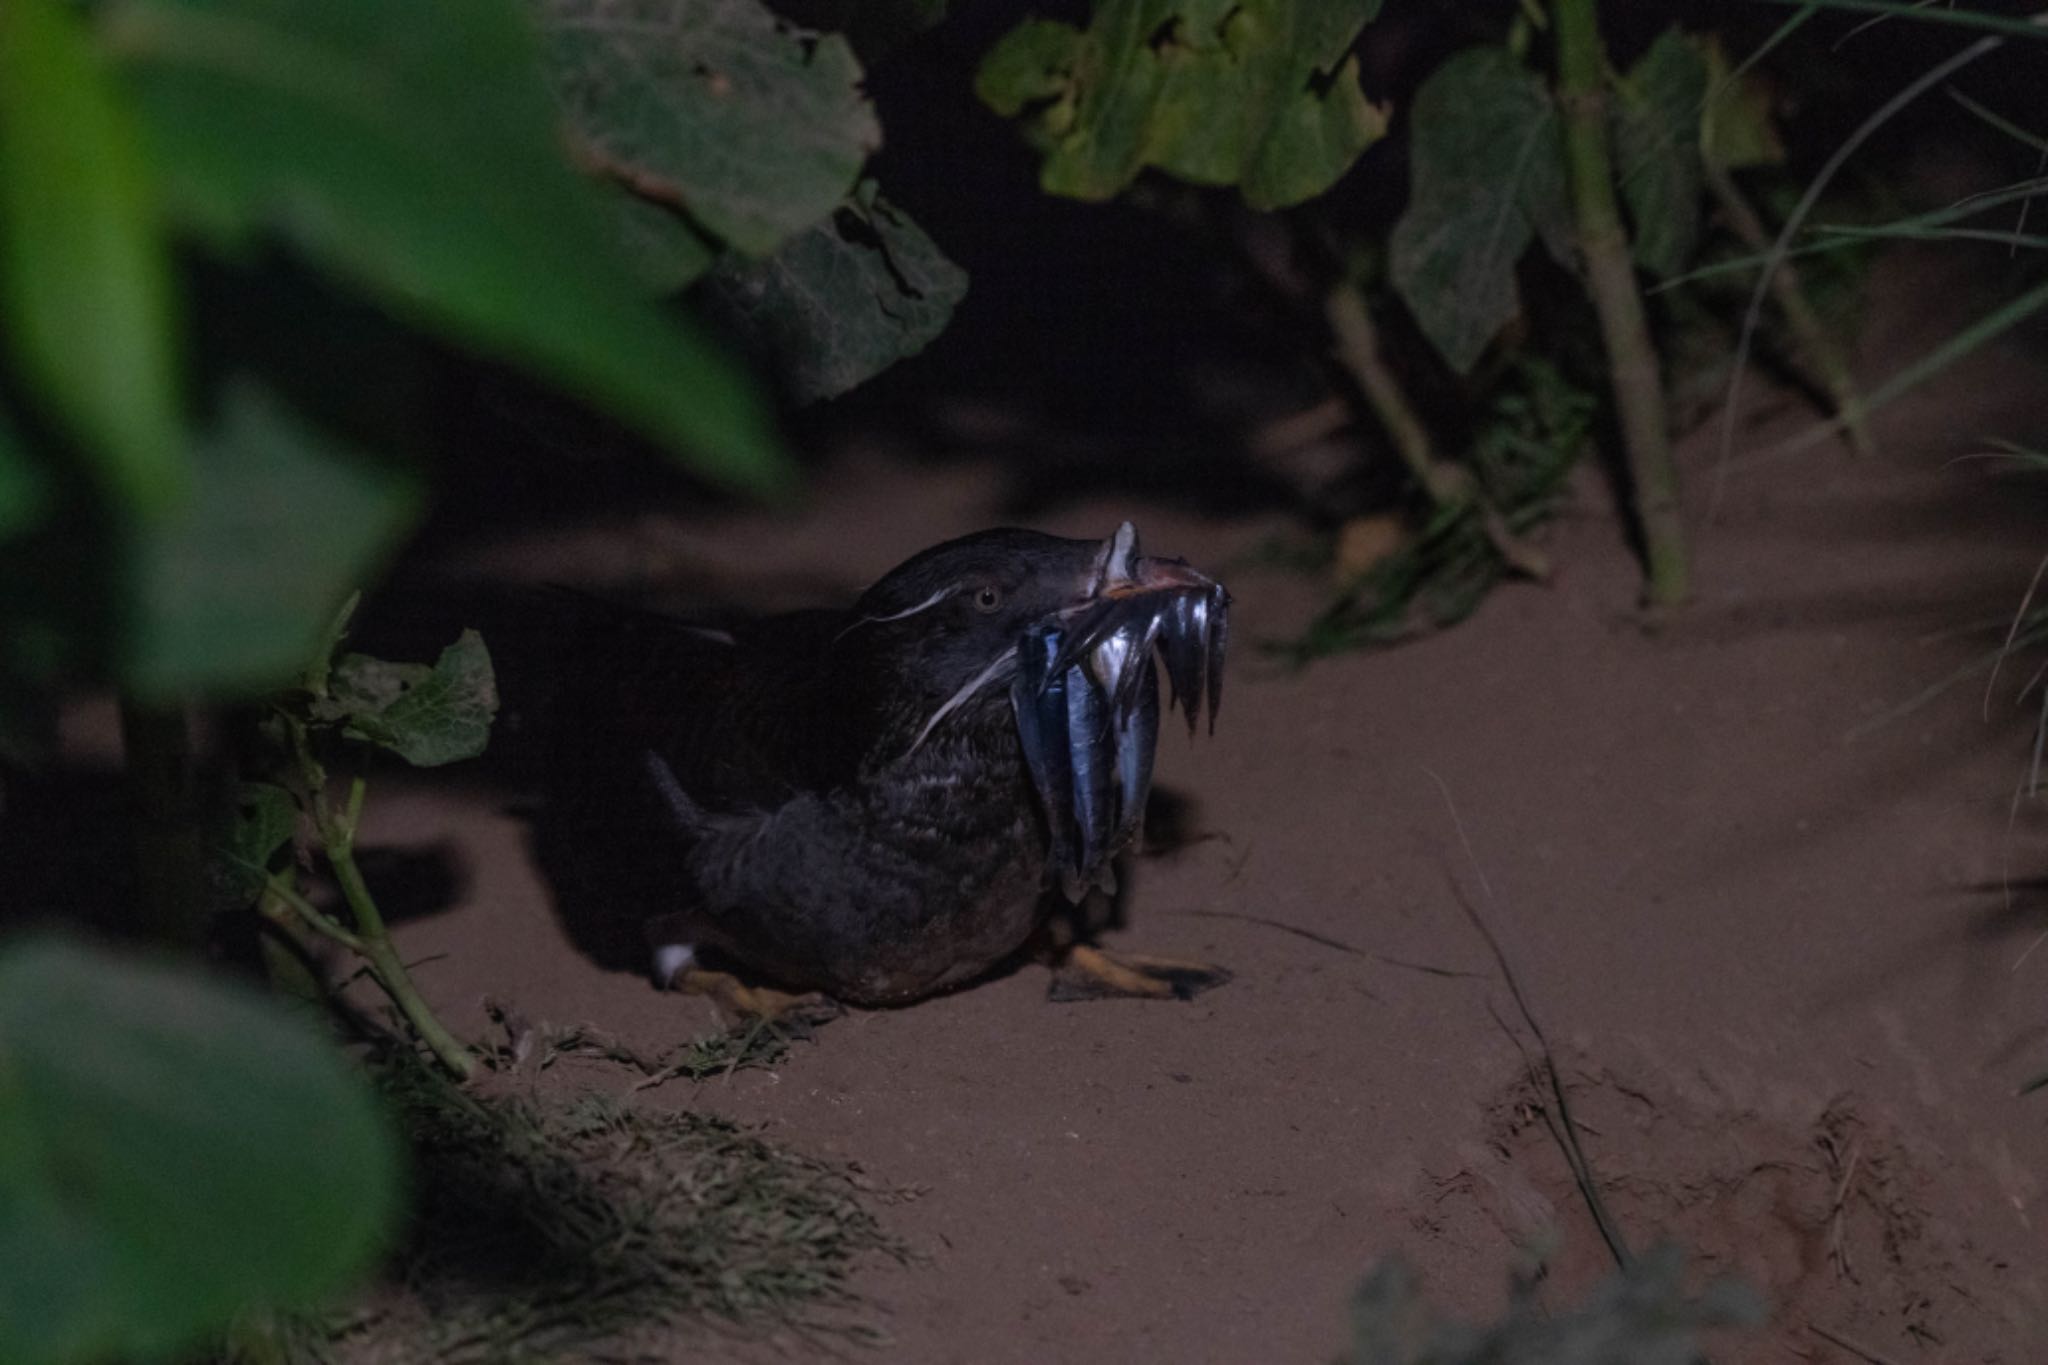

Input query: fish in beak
[1012,522,1229,900]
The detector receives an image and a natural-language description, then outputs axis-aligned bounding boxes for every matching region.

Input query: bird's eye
[973,585,1002,613]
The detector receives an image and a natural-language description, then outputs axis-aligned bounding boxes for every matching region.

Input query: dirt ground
[345,253,2048,1364]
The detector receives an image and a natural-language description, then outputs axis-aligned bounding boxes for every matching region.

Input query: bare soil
[353,254,2046,1363]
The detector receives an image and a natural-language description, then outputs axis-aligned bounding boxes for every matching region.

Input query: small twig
[1249,396,1351,459]
[1809,1322,1905,1365]
[1704,161,1873,458]
[1425,766,1633,1271]
[1325,282,1550,580]
[258,870,364,953]
[1825,1136,1862,1281]
[1168,908,1489,978]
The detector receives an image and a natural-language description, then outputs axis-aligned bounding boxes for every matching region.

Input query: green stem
[118,699,210,945]
[1324,281,1551,580]
[1704,161,1873,458]
[314,775,475,1079]
[1552,0,1688,607]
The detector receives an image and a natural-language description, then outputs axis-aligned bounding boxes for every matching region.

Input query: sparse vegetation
[244,1058,907,1364]
[5,1,2046,1360]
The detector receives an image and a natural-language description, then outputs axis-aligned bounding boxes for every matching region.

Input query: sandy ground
[328,255,2048,1364]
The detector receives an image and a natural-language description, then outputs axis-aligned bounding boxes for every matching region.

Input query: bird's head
[842,523,1227,889]
[842,523,1217,734]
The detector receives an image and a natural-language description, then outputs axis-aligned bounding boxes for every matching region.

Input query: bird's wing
[549,600,870,818]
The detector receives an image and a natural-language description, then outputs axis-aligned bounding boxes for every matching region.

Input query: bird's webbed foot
[671,966,844,1024]
[654,943,842,1023]
[1047,943,1232,1002]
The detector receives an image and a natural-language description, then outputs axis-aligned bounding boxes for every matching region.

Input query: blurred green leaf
[127,381,423,700]
[0,410,52,545]
[1389,47,1565,374]
[536,0,880,256]
[702,183,968,402]
[1613,29,1707,278]
[319,630,499,767]
[1698,35,1784,171]
[0,936,401,1365]
[107,0,790,494]
[977,0,1388,210]
[0,0,184,517]
[1342,1246,1759,1365]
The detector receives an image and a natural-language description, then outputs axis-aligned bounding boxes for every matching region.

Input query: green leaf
[977,0,1388,210]
[0,936,401,1365]
[1388,47,1565,374]
[702,184,968,403]
[0,0,184,517]
[611,193,719,294]
[126,380,423,700]
[1613,29,1708,278]
[536,0,880,256]
[0,408,52,545]
[215,780,299,903]
[1698,35,1783,171]
[322,631,499,767]
[107,0,791,495]
[977,19,1083,132]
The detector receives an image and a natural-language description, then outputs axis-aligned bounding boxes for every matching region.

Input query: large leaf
[977,0,1388,210]
[701,183,968,402]
[1613,29,1708,279]
[0,936,401,1365]
[126,380,422,700]
[0,408,51,545]
[0,0,184,517]
[1389,47,1566,375]
[536,0,880,256]
[105,0,790,494]
[319,630,500,767]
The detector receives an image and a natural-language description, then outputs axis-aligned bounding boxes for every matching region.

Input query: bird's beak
[1083,521,1217,602]
[1056,522,1228,732]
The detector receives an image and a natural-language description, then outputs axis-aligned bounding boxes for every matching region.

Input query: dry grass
[261,1052,907,1363]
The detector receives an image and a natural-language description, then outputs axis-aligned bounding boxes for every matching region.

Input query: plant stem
[1324,281,1550,579]
[1552,0,1688,607]
[314,775,476,1079]
[119,698,210,945]
[1704,161,1873,457]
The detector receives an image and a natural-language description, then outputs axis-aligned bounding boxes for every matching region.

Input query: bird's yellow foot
[671,967,841,1025]
[1048,944,1232,1002]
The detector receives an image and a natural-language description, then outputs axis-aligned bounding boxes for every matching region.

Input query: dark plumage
[540,524,1226,1007]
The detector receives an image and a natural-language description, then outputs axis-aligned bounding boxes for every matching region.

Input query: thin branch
[1808,1322,1906,1365]
[1324,282,1552,580]
[1169,908,1489,979]
[1704,161,1873,457]
[1424,765,1634,1271]
[258,870,364,954]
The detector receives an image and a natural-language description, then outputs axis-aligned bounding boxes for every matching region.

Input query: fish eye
[972,584,1003,613]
